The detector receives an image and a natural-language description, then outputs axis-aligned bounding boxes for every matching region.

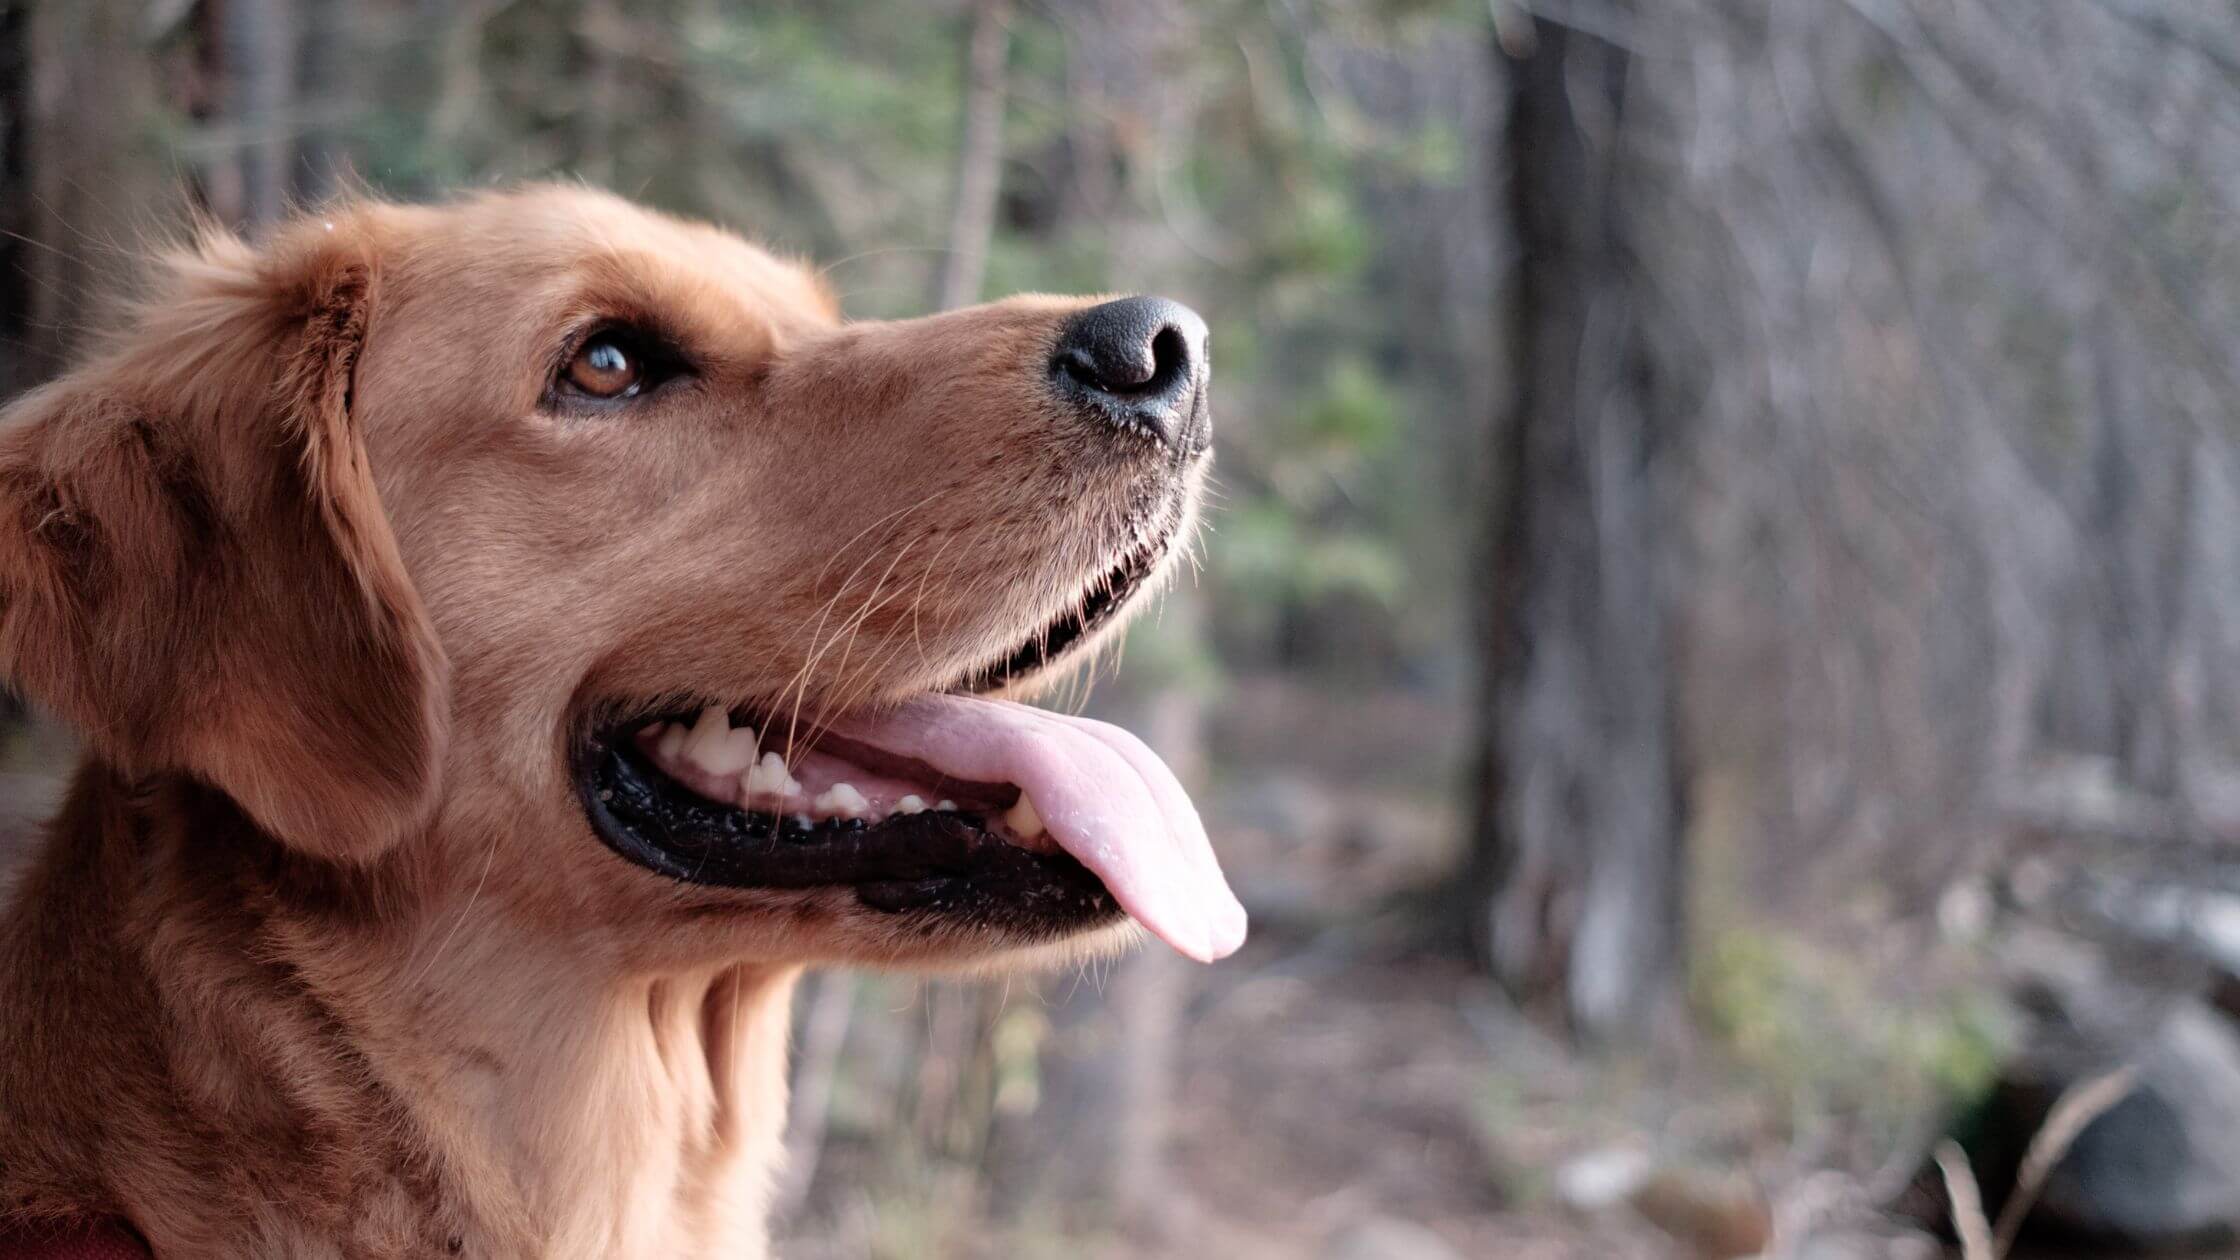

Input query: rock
[1627,1168,1772,1259]
[1555,1148,1769,1258]
[1958,927,2240,1249]
[2031,999,2240,1246]
[1554,1146,1654,1211]
[1321,1216,1463,1260]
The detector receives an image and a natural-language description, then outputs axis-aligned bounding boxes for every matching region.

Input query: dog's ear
[0,212,447,862]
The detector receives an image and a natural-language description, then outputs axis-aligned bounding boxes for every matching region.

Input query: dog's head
[0,186,1244,969]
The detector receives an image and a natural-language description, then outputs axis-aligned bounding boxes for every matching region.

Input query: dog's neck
[0,764,799,1259]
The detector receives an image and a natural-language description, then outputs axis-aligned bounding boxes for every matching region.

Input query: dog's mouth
[574,526,1246,962]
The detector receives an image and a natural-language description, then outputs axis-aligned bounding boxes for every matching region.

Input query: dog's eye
[564,334,644,399]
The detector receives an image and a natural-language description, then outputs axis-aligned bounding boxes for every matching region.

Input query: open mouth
[574,526,1248,961]
[578,707,1121,939]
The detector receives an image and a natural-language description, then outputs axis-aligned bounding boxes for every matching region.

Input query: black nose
[1050,296,1210,454]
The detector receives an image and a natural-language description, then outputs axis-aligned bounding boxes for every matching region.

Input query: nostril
[1147,325,1189,392]
[1051,295,1211,452]
[1059,346,1130,394]
[1061,324,1186,396]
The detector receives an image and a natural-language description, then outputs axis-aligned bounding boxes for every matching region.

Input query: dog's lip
[950,523,1176,694]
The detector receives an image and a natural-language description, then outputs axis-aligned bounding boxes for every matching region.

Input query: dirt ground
[775,914,1759,1260]
[1150,930,1676,1259]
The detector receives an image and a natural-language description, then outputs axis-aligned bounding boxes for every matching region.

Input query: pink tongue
[827,694,1247,962]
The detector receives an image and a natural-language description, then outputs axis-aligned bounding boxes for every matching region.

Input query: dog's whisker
[805,535,927,742]
[771,491,966,758]
[774,532,921,761]
[905,529,967,676]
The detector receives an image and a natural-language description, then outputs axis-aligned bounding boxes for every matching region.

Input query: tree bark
[574,0,621,187]
[291,0,354,203]
[931,0,1012,312]
[212,0,296,229]
[1468,13,1686,1043]
[0,0,34,400]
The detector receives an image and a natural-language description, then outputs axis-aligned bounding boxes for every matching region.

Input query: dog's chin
[571,521,1184,959]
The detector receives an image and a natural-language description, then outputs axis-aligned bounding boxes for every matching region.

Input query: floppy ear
[0,213,448,862]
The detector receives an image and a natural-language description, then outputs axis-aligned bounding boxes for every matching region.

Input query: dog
[0,184,1245,1258]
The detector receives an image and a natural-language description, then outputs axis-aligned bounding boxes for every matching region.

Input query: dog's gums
[631,709,1041,840]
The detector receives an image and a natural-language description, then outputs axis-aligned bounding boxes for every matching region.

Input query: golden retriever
[0,184,1244,1258]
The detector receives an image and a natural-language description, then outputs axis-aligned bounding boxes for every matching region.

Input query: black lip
[955,530,1172,693]
[575,730,1124,931]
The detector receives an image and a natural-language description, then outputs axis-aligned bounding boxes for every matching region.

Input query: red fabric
[0,1220,150,1260]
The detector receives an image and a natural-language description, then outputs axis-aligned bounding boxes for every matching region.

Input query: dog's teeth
[656,723,688,762]
[813,782,870,819]
[1003,793,1045,839]
[697,723,761,776]
[743,751,802,798]
[896,795,927,815]
[936,799,958,812]
[681,705,734,772]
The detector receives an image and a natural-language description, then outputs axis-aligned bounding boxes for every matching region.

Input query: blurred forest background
[9,0,2240,1257]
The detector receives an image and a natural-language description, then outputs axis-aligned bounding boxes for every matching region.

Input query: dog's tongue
[827,694,1247,962]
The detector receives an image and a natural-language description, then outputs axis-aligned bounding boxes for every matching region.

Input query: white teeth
[656,723,688,762]
[813,782,870,819]
[895,795,927,815]
[936,799,958,812]
[696,723,761,776]
[682,706,733,773]
[743,751,802,798]
[1003,792,1045,839]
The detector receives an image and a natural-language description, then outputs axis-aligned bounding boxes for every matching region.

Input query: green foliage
[1302,356,1404,453]
[1691,923,2013,1143]
[1217,354,1409,610]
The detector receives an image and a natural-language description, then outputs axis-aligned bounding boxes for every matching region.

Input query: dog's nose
[1050,296,1210,455]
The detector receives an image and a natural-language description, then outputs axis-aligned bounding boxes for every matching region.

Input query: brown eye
[565,334,642,398]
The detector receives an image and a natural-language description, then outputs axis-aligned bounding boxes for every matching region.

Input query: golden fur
[0,185,1193,1257]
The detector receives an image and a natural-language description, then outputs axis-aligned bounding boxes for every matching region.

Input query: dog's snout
[1051,296,1210,455]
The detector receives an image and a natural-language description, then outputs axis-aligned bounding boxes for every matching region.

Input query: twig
[1991,1065,2138,1256]
[1934,1140,1993,1260]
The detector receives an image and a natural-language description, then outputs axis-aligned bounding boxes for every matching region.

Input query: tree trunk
[20,0,166,374]
[291,0,354,203]
[931,0,1012,312]
[0,0,34,401]
[1468,13,1686,1044]
[205,0,296,230]
[574,0,621,187]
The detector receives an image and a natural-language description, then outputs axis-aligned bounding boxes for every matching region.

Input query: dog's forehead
[410,186,840,330]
